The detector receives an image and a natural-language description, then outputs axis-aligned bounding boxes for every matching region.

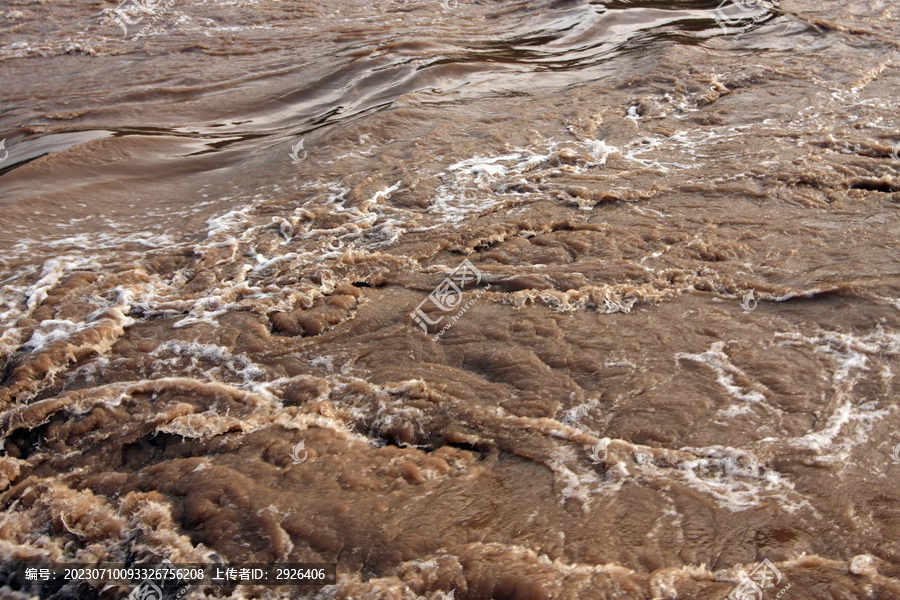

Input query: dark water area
[2,0,900,598]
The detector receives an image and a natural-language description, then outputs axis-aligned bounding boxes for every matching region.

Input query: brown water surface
[2,0,900,598]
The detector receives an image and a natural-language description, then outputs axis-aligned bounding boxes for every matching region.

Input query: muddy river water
[2,0,900,598]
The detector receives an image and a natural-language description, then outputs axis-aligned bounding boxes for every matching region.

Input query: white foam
[548,445,604,506]
[25,256,90,311]
[636,444,813,513]
[557,396,602,436]
[785,400,890,456]
[430,140,618,225]
[151,340,266,384]
[762,329,900,460]
[23,319,86,352]
[676,341,768,403]
[308,356,335,372]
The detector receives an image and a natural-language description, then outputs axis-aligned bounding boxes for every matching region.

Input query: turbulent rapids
[2,0,900,598]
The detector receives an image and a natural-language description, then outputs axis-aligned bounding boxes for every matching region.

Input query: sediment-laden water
[2,0,900,598]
